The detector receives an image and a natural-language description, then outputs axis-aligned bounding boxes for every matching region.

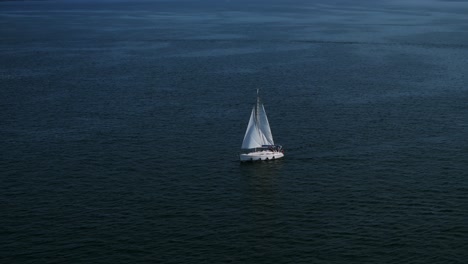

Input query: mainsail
[241,94,275,149]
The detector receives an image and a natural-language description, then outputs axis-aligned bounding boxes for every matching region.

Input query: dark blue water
[2,0,468,263]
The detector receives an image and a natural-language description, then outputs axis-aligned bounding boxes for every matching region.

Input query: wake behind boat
[240,90,284,162]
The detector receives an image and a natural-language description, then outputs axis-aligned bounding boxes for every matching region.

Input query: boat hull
[240,151,284,162]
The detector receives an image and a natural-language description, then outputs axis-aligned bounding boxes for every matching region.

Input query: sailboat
[240,90,284,162]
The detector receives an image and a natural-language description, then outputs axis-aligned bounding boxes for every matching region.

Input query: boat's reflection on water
[238,159,285,250]
[239,158,285,206]
[239,158,285,172]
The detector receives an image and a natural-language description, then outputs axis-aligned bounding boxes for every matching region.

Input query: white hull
[240,151,284,162]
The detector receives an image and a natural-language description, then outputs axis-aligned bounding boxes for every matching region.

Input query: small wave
[145,38,468,50]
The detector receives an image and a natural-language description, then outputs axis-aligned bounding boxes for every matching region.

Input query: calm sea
[1,0,468,263]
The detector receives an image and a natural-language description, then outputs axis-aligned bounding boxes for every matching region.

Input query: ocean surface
[1,0,468,263]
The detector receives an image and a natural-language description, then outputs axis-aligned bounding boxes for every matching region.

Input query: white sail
[241,97,275,149]
[241,107,264,149]
[258,104,274,145]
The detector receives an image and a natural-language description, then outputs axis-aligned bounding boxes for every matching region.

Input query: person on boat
[277,145,283,152]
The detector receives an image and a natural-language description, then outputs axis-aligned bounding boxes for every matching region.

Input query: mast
[256,89,260,125]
